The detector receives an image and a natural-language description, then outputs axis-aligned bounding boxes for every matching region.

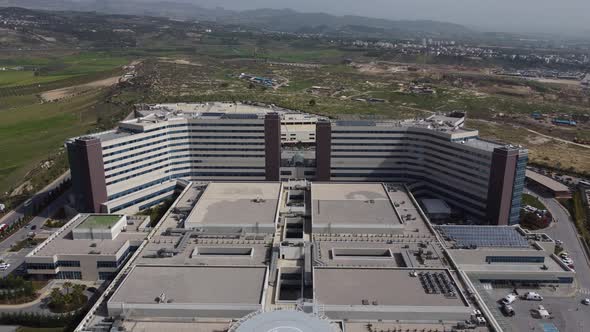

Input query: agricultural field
[123,49,589,176]
[0,51,132,199]
[1,34,589,204]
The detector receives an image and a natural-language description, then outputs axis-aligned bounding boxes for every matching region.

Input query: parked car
[559,252,569,258]
[536,305,550,319]
[30,225,37,230]
[523,292,543,301]
[501,304,515,316]
[501,294,517,305]
[0,263,10,270]
[582,298,590,305]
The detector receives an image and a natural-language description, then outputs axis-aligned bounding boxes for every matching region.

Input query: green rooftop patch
[77,215,122,229]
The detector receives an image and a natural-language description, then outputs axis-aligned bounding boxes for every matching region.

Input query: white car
[501,294,517,305]
[562,258,574,265]
[582,298,590,305]
[524,292,543,301]
[0,263,10,270]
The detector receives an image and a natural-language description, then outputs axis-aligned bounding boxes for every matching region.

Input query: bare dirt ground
[158,58,201,66]
[529,78,582,86]
[353,62,411,75]
[40,76,120,102]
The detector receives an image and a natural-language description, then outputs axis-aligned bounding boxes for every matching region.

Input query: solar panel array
[437,226,529,248]
[335,120,377,127]
[222,113,259,119]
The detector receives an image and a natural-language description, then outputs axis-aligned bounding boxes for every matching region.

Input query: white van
[524,292,543,301]
[501,294,517,305]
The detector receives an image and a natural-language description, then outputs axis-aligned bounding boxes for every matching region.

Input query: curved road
[525,189,590,291]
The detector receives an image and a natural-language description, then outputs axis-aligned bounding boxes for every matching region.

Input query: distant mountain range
[0,0,475,39]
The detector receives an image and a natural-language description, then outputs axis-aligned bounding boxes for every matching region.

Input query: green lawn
[0,71,77,88]
[0,51,132,196]
[0,90,107,194]
[521,193,547,210]
[0,52,130,88]
[78,215,121,229]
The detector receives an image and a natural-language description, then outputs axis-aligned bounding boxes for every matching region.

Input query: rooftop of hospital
[78,181,553,332]
[313,267,468,307]
[27,214,148,258]
[311,183,401,227]
[109,265,267,305]
[67,102,514,150]
[184,182,281,230]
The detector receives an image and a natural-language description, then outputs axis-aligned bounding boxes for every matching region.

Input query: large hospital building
[66,102,527,225]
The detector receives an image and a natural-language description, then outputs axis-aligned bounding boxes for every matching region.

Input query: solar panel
[436,226,529,248]
[222,113,259,119]
[335,120,377,127]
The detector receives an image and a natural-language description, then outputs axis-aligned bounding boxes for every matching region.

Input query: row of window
[104,142,264,168]
[413,180,488,213]
[332,148,489,173]
[27,260,81,270]
[340,152,489,181]
[56,271,81,279]
[103,135,264,157]
[106,152,264,179]
[98,272,116,280]
[331,159,486,181]
[485,256,545,263]
[480,278,573,284]
[105,124,264,149]
[331,135,492,160]
[332,142,491,167]
[106,159,266,185]
[331,153,489,178]
[110,186,177,212]
[108,177,173,201]
[140,122,270,134]
[331,165,487,188]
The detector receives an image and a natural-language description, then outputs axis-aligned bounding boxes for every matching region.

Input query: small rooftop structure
[25,214,147,280]
[421,198,451,220]
[437,225,529,248]
[232,310,339,332]
[78,215,122,229]
[525,170,571,198]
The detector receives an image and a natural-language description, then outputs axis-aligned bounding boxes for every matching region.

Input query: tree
[308,99,316,106]
[62,282,73,296]
[49,288,65,310]
[71,284,86,304]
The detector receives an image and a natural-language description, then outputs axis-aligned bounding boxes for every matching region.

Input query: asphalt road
[0,191,70,277]
[525,189,590,291]
[0,171,69,228]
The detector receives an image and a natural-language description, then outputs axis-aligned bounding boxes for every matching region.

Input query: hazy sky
[170,0,589,35]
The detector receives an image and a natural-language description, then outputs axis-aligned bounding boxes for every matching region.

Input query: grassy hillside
[0,52,131,197]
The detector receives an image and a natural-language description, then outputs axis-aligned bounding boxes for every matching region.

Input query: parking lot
[478,285,590,331]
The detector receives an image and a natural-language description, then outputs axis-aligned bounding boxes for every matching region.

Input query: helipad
[233,310,339,332]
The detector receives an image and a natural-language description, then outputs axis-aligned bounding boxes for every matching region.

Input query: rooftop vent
[252,197,266,203]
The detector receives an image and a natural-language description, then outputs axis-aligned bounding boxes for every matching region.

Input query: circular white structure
[233,310,338,332]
